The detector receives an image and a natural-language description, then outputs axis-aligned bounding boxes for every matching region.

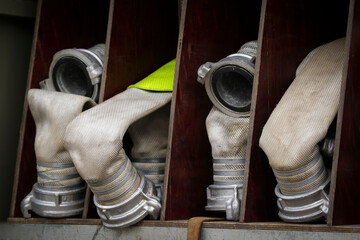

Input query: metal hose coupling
[40,44,105,101]
[198,41,256,220]
[197,41,257,118]
[259,38,345,223]
[21,89,96,218]
[273,151,331,222]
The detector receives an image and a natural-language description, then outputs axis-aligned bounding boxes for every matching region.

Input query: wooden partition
[163,0,262,220]
[328,0,360,225]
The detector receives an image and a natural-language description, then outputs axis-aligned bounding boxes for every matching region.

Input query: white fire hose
[259,38,345,222]
[21,89,96,218]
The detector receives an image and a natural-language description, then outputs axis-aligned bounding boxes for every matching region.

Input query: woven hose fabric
[27,89,96,187]
[128,102,170,191]
[206,106,249,185]
[259,38,345,195]
[64,88,171,206]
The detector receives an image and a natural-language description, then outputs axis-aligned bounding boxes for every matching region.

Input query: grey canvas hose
[21,89,96,218]
[259,38,345,222]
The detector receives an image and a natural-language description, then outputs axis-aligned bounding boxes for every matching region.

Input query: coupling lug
[86,63,102,84]
[39,78,50,90]
[206,184,242,221]
[21,191,34,218]
[197,62,213,84]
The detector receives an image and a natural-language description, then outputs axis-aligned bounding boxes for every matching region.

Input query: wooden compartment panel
[328,0,360,226]
[10,0,110,218]
[101,0,179,101]
[241,0,349,222]
[164,0,262,220]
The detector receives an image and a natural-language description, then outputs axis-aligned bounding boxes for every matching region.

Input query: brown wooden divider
[241,0,350,222]
[163,0,262,220]
[10,0,110,218]
[328,0,360,226]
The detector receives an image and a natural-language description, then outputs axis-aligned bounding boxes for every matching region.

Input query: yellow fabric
[128,59,176,91]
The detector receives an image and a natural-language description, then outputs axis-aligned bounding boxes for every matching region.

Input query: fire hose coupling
[94,173,161,228]
[275,171,330,223]
[40,44,105,101]
[21,89,96,218]
[272,151,331,222]
[206,158,245,221]
[197,41,257,118]
[21,182,87,218]
[259,38,345,223]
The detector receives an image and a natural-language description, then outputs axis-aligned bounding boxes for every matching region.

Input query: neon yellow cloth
[128,59,176,91]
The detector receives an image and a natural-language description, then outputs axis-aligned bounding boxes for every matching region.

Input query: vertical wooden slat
[328,0,360,226]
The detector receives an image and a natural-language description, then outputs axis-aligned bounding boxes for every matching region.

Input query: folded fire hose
[64,59,175,228]
[197,41,256,220]
[259,38,345,222]
[21,89,96,218]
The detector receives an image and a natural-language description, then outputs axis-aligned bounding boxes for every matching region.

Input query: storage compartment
[241,0,349,223]
[164,0,262,220]
[9,0,179,221]
[10,0,110,219]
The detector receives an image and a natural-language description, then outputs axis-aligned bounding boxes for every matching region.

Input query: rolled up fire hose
[21,89,96,218]
[40,44,105,101]
[259,38,345,222]
[64,59,175,228]
[197,41,256,220]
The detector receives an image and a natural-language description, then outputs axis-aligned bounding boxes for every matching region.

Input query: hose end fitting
[275,172,330,223]
[197,41,257,117]
[94,174,161,228]
[21,183,86,218]
[40,44,105,101]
